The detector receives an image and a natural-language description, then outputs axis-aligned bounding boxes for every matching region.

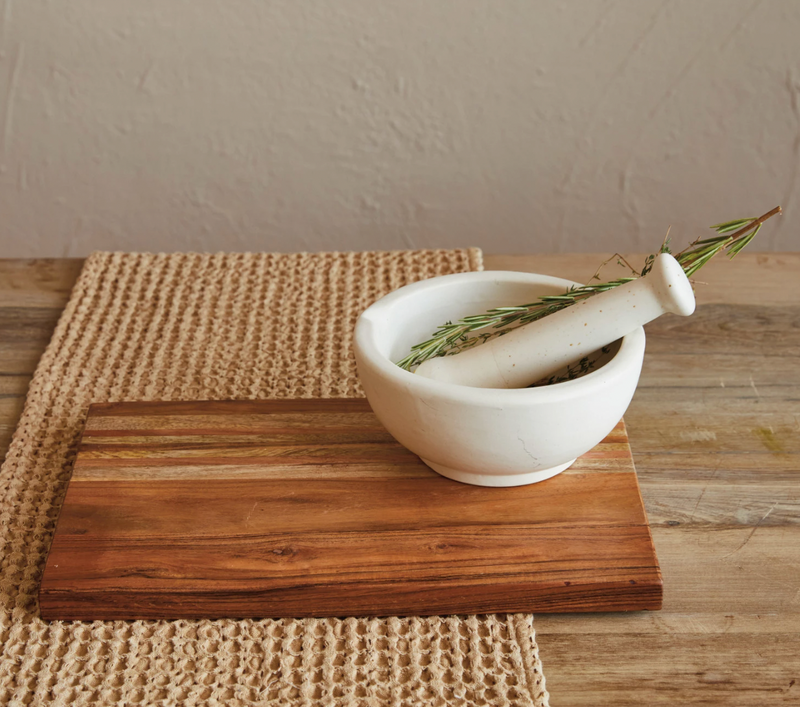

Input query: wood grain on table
[2,255,798,706]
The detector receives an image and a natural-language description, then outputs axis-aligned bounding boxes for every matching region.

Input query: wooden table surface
[1,254,798,706]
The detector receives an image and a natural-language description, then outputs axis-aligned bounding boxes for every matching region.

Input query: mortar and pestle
[354,254,695,487]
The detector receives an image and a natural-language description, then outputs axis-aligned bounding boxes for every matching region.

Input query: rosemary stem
[724,205,781,240]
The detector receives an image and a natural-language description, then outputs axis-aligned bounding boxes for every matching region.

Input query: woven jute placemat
[0,249,549,707]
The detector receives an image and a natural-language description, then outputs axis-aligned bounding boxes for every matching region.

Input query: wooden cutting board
[39,399,662,620]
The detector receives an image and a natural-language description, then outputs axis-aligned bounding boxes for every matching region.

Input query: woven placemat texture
[0,249,549,707]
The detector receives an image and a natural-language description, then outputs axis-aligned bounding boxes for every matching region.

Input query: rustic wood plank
[0,258,84,308]
[535,611,800,635]
[641,481,800,528]
[39,399,661,620]
[529,632,800,706]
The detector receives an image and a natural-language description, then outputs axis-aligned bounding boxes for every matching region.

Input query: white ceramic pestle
[415,252,695,389]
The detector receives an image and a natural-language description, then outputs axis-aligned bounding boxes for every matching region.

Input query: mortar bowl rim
[355,269,646,405]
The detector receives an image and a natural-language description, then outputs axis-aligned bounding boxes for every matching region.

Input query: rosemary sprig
[396,206,781,371]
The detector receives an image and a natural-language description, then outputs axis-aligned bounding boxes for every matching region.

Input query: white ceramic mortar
[354,271,647,487]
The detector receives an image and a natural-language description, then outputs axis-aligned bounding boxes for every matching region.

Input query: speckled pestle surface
[0,249,549,707]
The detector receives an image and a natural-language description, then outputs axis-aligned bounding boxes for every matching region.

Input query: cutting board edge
[39,575,663,621]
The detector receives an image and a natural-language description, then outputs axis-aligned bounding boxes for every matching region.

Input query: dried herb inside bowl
[396,206,782,379]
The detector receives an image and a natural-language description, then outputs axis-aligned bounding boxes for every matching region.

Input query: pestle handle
[415,253,695,389]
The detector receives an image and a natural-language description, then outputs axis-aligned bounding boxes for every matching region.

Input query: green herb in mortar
[397,206,782,373]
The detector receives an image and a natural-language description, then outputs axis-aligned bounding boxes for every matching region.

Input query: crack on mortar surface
[517,433,539,464]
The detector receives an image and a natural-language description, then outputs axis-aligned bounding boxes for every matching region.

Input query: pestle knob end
[652,253,696,317]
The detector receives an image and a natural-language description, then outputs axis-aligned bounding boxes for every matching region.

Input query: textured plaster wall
[1,0,798,257]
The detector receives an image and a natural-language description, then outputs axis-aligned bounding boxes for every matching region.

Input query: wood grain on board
[39,398,661,620]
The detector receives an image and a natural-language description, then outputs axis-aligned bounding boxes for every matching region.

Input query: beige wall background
[1,0,798,257]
